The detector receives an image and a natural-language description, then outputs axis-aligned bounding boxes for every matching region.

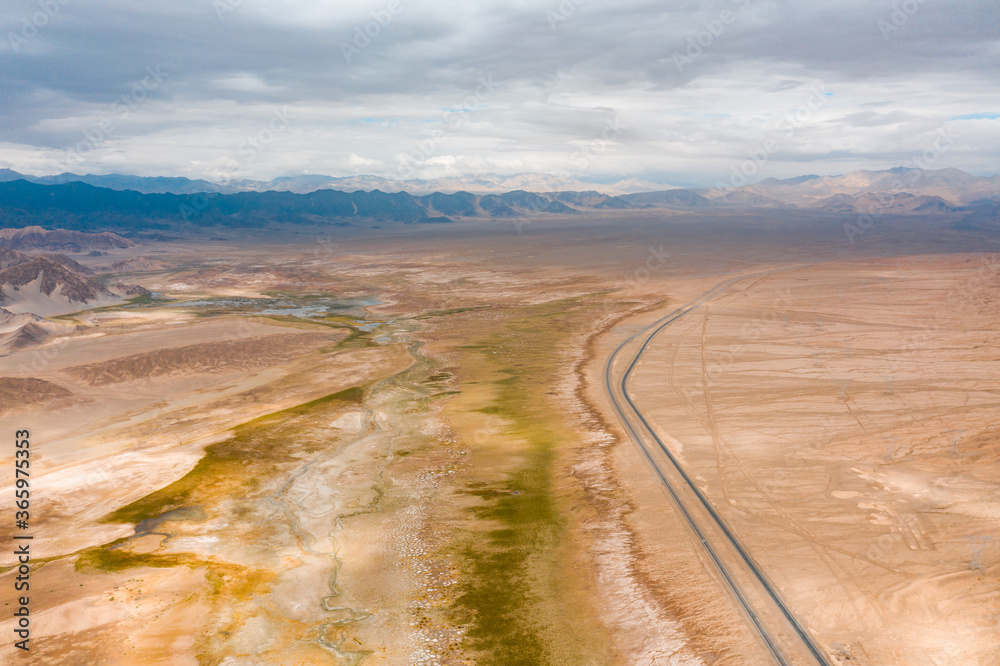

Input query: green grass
[414,306,489,320]
[424,373,453,383]
[260,290,342,301]
[459,436,558,664]
[453,298,595,665]
[238,385,363,428]
[103,386,364,526]
[75,540,189,573]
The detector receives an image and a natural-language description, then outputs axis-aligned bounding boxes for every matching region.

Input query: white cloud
[347,152,379,167]
[0,0,997,184]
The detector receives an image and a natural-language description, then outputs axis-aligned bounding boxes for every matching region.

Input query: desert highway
[604,273,830,665]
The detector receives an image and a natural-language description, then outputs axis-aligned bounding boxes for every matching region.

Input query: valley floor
[0,211,997,664]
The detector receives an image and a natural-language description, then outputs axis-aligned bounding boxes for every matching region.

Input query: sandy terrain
[0,209,996,663]
[621,256,1000,664]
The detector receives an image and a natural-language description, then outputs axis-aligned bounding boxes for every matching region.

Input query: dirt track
[624,256,1000,664]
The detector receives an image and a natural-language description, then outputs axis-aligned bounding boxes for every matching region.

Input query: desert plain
[0,209,998,665]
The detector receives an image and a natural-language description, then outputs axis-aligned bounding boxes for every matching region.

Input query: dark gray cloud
[1,0,997,185]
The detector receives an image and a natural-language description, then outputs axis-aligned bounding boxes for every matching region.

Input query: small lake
[156,296,383,318]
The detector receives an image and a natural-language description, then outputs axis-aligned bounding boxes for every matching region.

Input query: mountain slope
[109,257,169,272]
[620,189,712,207]
[0,247,92,273]
[0,307,76,354]
[0,225,135,250]
[0,256,119,316]
[0,180,594,229]
[709,167,1000,208]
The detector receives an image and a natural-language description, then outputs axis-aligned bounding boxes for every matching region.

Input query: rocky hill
[109,257,169,273]
[0,306,75,353]
[0,246,92,273]
[0,225,135,251]
[0,257,113,308]
[0,252,147,319]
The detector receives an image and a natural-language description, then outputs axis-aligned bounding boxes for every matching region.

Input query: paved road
[603,273,829,666]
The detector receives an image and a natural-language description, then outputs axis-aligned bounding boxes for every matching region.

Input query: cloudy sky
[1,0,997,186]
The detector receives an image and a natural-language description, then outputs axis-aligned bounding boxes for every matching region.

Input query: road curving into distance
[604,271,830,666]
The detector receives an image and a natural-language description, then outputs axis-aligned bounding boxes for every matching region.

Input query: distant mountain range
[3,166,997,207]
[0,167,996,232]
[0,165,994,348]
[0,179,607,229]
[0,169,668,197]
[700,167,1000,210]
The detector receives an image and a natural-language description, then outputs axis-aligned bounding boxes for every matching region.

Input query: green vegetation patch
[459,438,559,664]
[75,540,190,573]
[453,297,597,665]
[414,306,489,320]
[104,385,365,527]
